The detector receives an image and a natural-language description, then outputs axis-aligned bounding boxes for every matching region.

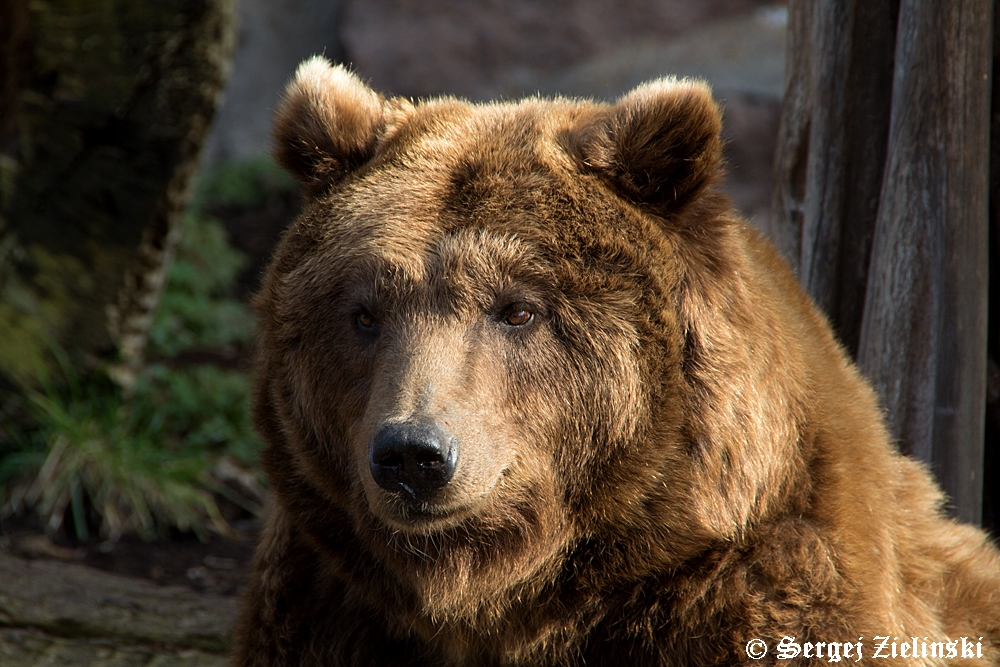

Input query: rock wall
[341,0,781,100]
[0,553,234,667]
[202,0,343,165]
[204,0,786,231]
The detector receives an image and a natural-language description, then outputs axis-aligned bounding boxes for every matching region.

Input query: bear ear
[575,78,723,213]
[272,56,386,196]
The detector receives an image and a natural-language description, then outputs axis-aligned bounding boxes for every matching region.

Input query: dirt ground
[0,515,257,598]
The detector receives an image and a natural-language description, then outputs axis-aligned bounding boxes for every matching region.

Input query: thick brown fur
[235,56,1000,666]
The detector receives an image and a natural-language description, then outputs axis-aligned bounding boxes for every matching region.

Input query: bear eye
[504,309,533,327]
[356,311,377,330]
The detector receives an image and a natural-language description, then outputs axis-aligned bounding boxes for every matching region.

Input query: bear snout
[369,420,458,501]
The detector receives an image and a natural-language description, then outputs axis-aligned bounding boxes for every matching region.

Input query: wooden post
[773,0,992,523]
[857,0,991,524]
[771,0,898,357]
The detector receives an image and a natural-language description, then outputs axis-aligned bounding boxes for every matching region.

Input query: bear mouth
[364,461,516,532]
[372,493,477,532]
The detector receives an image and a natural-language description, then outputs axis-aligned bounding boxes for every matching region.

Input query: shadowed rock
[0,552,235,666]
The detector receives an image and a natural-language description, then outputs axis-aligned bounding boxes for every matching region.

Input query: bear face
[254,54,818,645]
[240,57,1000,666]
[257,57,785,600]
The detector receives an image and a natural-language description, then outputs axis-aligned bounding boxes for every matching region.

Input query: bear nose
[369,421,458,500]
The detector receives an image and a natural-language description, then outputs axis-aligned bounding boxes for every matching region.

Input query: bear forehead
[294,222,648,323]
[306,98,661,278]
[332,228,551,305]
[334,101,592,227]
[375,97,593,177]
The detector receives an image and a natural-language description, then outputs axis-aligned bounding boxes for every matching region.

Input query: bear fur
[235,56,1000,666]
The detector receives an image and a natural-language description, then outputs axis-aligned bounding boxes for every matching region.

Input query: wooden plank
[857,0,991,524]
[771,0,898,356]
[774,0,991,522]
[769,0,813,268]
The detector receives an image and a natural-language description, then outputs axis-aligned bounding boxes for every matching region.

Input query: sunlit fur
[235,56,1000,666]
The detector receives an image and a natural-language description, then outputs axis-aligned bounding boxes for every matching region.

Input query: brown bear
[235,56,1000,666]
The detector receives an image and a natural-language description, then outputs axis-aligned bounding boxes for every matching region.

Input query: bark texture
[772,0,992,524]
[0,0,235,391]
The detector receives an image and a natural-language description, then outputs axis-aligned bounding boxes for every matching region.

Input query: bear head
[254,56,812,625]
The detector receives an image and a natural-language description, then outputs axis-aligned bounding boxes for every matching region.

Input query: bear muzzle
[369,420,459,503]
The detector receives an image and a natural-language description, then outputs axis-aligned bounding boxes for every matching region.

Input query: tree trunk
[772,0,992,524]
[984,1,1000,533]
[0,0,235,393]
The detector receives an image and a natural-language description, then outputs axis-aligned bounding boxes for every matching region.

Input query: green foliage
[11,370,229,542]
[148,210,254,357]
[132,364,261,467]
[191,156,296,211]
[2,161,278,542]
